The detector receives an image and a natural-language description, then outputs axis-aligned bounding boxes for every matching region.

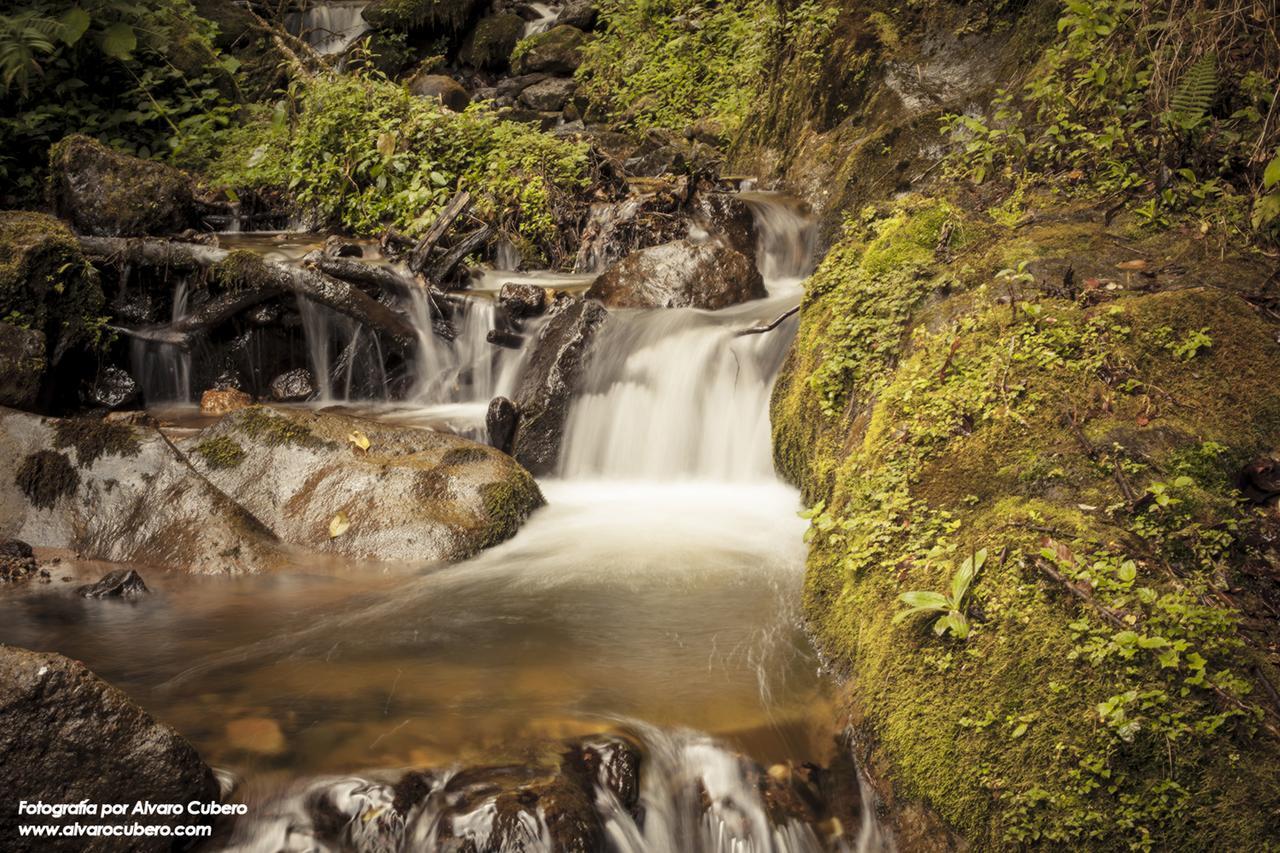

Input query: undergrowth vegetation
[213,68,591,251]
[942,0,1280,242]
[0,0,239,203]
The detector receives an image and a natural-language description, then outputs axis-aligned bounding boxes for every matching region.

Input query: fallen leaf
[1083,277,1102,290]
[1116,259,1148,270]
[329,512,350,538]
[1136,415,1150,427]
[348,429,370,452]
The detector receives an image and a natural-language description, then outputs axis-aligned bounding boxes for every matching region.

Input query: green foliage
[576,0,777,132]
[213,70,590,248]
[1165,52,1217,132]
[0,0,238,203]
[894,548,987,639]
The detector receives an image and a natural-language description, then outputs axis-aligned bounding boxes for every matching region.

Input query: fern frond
[1168,52,1217,131]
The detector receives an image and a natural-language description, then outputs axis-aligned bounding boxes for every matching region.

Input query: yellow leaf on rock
[329,511,350,538]
[348,430,370,452]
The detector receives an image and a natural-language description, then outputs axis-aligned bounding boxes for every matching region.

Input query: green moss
[459,13,523,70]
[362,0,478,33]
[195,435,246,469]
[52,418,141,467]
[0,211,107,357]
[48,134,195,236]
[775,200,1280,849]
[212,250,271,292]
[233,406,327,449]
[441,445,491,466]
[478,469,544,548]
[15,450,80,510]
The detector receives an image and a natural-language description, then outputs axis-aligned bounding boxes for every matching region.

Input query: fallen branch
[430,225,492,286]
[81,236,417,349]
[735,304,799,336]
[409,191,472,275]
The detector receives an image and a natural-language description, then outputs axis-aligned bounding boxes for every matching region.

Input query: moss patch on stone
[478,469,544,548]
[363,0,479,33]
[773,195,1280,849]
[233,406,327,449]
[15,450,80,510]
[52,418,141,467]
[195,435,246,469]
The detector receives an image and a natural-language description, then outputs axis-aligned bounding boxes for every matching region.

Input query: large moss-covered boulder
[0,645,221,851]
[363,0,480,34]
[511,25,588,75]
[586,236,765,309]
[0,409,285,573]
[459,13,524,69]
[772,194,1280,850]
[184,406,544,562]
[0,211,104,367]
[48,135,197,237]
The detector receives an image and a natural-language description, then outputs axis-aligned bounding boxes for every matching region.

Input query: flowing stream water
[0,196,890,851]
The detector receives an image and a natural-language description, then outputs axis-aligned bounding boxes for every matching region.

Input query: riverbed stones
[511,298,608,474]
[586,236,766,309]
[269,367,316,402]
[511,25,588,75]
[78,568,149,598]
[519,76,578,111]
[184,405,544,562]
[0,539,36,583]
[0,408,285,573]
[48,134,197,237]
[0,645,220,851]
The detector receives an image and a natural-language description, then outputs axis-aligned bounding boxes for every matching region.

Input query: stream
[0,196,890,851]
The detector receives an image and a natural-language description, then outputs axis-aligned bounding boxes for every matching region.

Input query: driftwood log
[80,236,419,349]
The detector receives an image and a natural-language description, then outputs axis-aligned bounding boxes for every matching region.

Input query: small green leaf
[1263,153,1280,190]
[899,590,949,610]
[1011,722,1028,739]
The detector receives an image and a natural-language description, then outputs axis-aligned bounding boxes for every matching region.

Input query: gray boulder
[585,236,766,309]
[511,298,607,474]
[0,645,220,851]
[555,0,598,30]
[512,25,587,75]
[184,406,544,562]
[519,76,578,111]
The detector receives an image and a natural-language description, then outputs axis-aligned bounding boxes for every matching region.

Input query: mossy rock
[511,25,588,76]
[48,134,197,237]
[0,211,105,366]
[362,0,481,34]
[459,13,524,70]
[773,195,1280,849]
[0,322,45,410]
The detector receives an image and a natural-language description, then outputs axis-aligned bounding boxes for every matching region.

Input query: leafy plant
[1165,52,1217,131]
[894,548,988,639]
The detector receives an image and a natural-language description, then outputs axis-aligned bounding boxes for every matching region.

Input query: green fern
[1167,53,1217,131]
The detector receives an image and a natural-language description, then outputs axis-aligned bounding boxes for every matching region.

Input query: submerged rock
[586,236,766,310]
[511,298,608,474]
[48,134,197,237]
[185,406,544,562]
[0,322,44,410]
[498,282,548,318]
[0,538,36,583]
[408,72,471,112]
[0,645,220,851]
[511,25,588,75]
[0,408,285,574]
[269,368,316,403]
[78,568,149,598]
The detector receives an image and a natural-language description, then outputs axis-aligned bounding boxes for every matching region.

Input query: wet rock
[511,298,608,474]
[48,134,197,237]
[77,568,149,598]
[103,410,158,427]
[586,237,766,310]
[459,12,524,69]
[185,406,545,562]
[486,395,519,454]
[563,734,642,813]
[210,368,245,391]
[694,191,758,258]
[408,72,471,112]
[511,25,588,75]
[246,301,283,326]
[269,368,316,403]
[1239,456,1280,504]
[323,235,363,258]
[0,408,286,574]
[556,0,598,30]
[572,189,694,273]
[498,282,548,318]
[88,366,139,409]
[0,538,36,583]
[495,72,548,98]
[0,211,105,379]
[487,328,524,348]
[0,645,220,851]
[201,387,253,415]
[0,322,44,410]
[519,76,578,111]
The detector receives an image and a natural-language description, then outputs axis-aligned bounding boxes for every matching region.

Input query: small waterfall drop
[522,2,559,36]
[131,280,192,402]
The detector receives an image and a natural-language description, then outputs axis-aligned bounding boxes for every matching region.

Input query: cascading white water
[523,2,560,36]
[559,194,816,481]
[287,1,371,56]
[131,279,192,402]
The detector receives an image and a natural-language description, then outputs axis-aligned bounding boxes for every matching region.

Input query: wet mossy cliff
[754,1,1280,850]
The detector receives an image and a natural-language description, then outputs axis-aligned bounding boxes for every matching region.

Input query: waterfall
[131,280,192,403]
[286,2,371,56]
[523,2,559,36]
[558,194,817,482]
[298,296,390,402]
